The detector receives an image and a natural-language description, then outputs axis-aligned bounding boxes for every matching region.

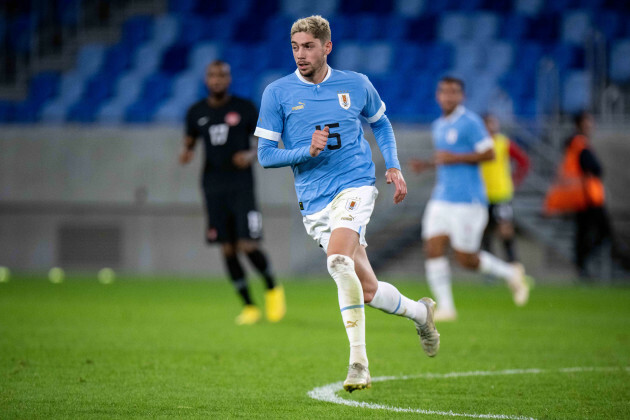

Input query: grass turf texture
[1,276,628,419]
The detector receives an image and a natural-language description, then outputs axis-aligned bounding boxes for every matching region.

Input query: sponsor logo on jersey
[341,216,354,221]
[338,93,351,110]
[346,198,360,211]
[292,102,305,111]
[224,112,241,126]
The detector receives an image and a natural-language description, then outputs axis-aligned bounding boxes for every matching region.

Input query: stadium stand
[1,0,630,123]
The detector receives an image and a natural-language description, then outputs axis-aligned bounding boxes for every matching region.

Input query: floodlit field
[1,275,628,419]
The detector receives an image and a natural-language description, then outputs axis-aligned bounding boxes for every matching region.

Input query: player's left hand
[386,168,407,204]
[232,151,255,169]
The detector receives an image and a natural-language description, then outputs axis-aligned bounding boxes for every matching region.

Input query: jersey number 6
[315,123,341,150]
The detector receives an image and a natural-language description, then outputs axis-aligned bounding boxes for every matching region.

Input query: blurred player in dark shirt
[180,60,285,325]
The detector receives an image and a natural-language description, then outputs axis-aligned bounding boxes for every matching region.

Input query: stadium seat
[562,11,591,44]
[188,42,222,76]
[76,44,106,78]
[281,0,339,18]
[393,0,426,17]
[121,15,153,48]
[331,42,363,73]
[499,14,529,40]
[484,42,514,76]
[152,15,180,49]
[133,41,166,77]
[160,44,191,75]
[609,39,630,82]
[469,12,499,41]
[562,70,590,113]
[438,13,471,43]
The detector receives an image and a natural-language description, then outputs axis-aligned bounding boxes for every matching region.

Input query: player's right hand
[179,149,194,165]
[309,126,329,157]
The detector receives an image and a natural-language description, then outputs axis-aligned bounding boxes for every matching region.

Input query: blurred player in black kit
[180,60,285,325]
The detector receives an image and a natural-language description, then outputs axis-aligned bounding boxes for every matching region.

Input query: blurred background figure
[480,114,530,264]
[180,60,285,325]
[544,111,611,279]
[410,77,530,321]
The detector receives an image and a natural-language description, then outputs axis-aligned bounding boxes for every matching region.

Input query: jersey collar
[441,105,466,124]
[294,65,332,85]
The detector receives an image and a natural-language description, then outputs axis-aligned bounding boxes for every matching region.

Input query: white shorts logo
[338,93,351,110]
[346,198,360,211]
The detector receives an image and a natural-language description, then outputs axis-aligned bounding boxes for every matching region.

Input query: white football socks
[368,281,427,325]
[327,254,368,367]
[479,251,517,284]
[425,256,455,312]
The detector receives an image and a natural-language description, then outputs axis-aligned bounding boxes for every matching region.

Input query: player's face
[291,31,331,81]
[436,81,464,115]
[484,116,499,135]
[206,64,231,95]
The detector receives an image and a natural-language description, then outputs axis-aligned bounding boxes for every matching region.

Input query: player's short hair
[290,15,331,44]
[208,60,231,73]
[439,76,465,92]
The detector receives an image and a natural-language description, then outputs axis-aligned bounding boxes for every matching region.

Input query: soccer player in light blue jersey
[255,15,440,392]
[410,77,531,322]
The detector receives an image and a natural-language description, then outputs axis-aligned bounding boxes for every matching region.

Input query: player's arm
[508,140,530,187]
[370,115,406,204]
[435,147,494,165]
[179,135,197,165]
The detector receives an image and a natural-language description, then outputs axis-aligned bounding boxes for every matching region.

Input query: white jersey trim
[474,137,494,153]
[294,65,332,85]
[255,127,281,142]
[365,101,386,124]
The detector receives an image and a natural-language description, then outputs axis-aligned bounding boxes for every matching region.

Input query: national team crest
[346,198,360,211]
[338,93,351,110]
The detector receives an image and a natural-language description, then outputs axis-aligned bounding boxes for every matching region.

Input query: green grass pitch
[1,275,629,419]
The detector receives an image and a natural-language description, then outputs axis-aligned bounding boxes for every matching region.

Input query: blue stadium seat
[562,11,591,44]
[102,43,135,77]
[469,12,499,41]
[526,14,560,41]
[393,0,426,18]
[160,44,191,75]
[188,42,222,75]
[281,0,339,18]
[331,42,363,72]
[548,43,585,71]
[133,42,165,76]
[168,0,197,13]
[76,44,106,78]
[594,11,624,41]
[484,42,514,76]
[121,15,153,48]
[339,0,394,14]
[363,42,393,75]
[610,39,630,82]
[499,14,529,40]
[562,70,590,113]
[152,15,180,49]
[403,16,436,42]
[438,13,471,43]
[452,42,484,73]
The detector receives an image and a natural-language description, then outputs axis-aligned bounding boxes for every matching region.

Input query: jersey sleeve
[246,100,259,136]
[470,117,493,153]
[185,106,199,138]
[359,74,386,124]
[254,86,284,142]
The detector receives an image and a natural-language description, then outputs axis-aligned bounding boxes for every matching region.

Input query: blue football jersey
[254,66,387,215]
[431,105,493,204]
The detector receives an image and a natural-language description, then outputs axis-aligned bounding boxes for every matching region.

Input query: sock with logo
[327,254,368,367]
[367,281,427,325]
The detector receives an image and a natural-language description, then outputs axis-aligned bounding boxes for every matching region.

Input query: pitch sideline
[307,366,629,419]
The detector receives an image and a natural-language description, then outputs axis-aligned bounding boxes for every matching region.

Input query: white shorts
[422,200,488,253]
[303,186,378,253]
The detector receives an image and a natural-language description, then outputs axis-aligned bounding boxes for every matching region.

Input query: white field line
[307,366,629,420]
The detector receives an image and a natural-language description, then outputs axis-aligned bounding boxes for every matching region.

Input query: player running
[255,15,439,393]
[410,77,531,322]
[180,60,285,325]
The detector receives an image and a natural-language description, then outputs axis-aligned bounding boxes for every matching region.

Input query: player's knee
[222,243,237,257]
[362,286,376,303]
[455,252,479,269]
[327,254,355,277]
